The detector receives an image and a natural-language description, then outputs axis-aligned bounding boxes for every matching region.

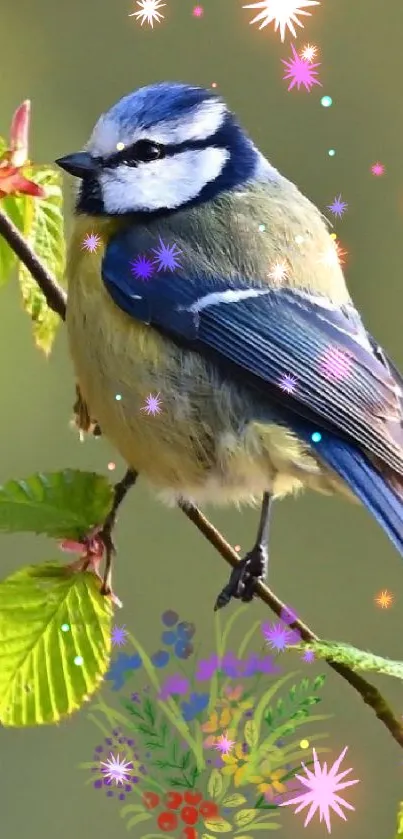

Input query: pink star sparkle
[371,162,385,176]
[282,43,321,91]
[280,746,359,833]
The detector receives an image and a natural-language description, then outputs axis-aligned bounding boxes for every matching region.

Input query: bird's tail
[295,426,403,557]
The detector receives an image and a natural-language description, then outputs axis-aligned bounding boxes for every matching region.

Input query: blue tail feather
[293,424,403,557]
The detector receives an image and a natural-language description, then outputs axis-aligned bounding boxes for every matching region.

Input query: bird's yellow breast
[65,215,352,507]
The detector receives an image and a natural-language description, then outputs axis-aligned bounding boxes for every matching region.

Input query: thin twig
[98,469,138,594]
[0,207,67,319]
[2,202,403,749]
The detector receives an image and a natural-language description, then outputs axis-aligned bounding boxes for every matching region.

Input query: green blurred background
[1,0,403,835]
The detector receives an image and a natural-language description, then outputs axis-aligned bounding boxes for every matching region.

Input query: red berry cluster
[142,789,221,836]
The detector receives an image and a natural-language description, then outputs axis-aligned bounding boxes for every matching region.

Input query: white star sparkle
[243,0,320,42]
[100,753,133,785]
[129,0,165,27]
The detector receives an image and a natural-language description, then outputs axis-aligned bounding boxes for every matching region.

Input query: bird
[56,81,403,609]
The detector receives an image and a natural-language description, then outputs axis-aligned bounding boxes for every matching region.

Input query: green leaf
[222,794,247,807]
[313,674,326,690]
[0,561,113,726]
[125,813,153,830]
[18,165,65,355]
[203,820,232,833]
[143,697,156,725]
[207,768,223,800]
[0,469,113,538]
[241,824,280,831]
[288,684,297,702]
[297,641,403,680]
[0,194,25,285]
[244,720,258,748]
[234,810,257,828]
[120,804,147,818]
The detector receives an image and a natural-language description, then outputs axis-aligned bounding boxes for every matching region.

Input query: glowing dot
[330,233,337,240]
[61,623,70,632]
[295,235,304,244]
[259,224,266,232]
[311,431,322,443]
[211,82,217,88]
[321,95,332,108]
[328,149,336,156]
[115,394,122,401]
[74,655,84,666]
[116,142,125,150]
[300,739,310,749]
[234,545,241,552]
[107,462,116,471]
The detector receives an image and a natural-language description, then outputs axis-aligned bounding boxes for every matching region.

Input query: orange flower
[0,101,46,199]
[257,767,287,798]
[201,686,254,748]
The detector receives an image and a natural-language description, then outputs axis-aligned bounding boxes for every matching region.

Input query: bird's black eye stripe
[102,140,166,168]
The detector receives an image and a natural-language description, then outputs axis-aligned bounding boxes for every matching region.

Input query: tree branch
[2,202,403,750]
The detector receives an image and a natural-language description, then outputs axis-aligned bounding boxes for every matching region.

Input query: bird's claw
[214,547,268,610]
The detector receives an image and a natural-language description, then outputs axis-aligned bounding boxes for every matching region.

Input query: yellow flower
[221,743,261,787]
[257,768,287,798]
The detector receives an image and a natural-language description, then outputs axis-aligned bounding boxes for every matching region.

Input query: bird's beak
[55,151,96,178]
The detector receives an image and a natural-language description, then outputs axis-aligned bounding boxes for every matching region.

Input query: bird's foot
[214,545,268,610]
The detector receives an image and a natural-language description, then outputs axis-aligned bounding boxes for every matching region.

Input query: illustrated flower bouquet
[80,604,331,835]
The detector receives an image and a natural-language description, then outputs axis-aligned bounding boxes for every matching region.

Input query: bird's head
[55,81,269,217]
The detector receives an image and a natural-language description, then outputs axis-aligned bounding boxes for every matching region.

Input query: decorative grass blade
[0,561,113,725]
[296,640,403,680]
[0,469,113,538]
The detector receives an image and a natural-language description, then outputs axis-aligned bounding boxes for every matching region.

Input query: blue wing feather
[102,230,403,476]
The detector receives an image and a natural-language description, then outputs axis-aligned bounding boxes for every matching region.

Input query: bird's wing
[102,228,403,474]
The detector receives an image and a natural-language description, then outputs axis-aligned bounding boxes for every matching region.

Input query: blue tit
[56,81,403,608]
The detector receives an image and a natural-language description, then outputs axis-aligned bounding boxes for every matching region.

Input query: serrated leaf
[234,810,257,828]
[298,641,403,680]
[143,697,156,725]
[0,561,112,726]
[0,469,113,538]
[313,674,326,690]
[207,768,223,799]
[0,194,25,285]
[288,684,297,702]
[203,820,232,833]
[244,719,258,748]
[222,794,247,807]
[18,166,65,354]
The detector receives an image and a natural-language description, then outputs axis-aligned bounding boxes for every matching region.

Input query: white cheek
[99,147,230,212]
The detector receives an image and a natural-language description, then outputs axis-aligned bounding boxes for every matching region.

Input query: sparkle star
[371,162,385,176]
[279,373,297,394]
[320,240,347,267]
[129,0,165,27]
[243,0,320,42]
[100,753,134,785]
[130,254,155,280]
[111,625,129,647]
[282,43,321,92]
[152,237,182,272]
[268,260,288,282]
[375,589,393,609]
[301,43,317,61]
[280,746,359,833]
[327,195,348,218]
[193,5,204,15]
[141,393,162,415]
[214,732,236,754]
[82,233,102,252]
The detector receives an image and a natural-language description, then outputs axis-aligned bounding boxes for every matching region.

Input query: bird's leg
[214,491,272,610]
[98,468,138,595]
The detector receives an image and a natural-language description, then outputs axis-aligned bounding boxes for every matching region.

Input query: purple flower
[256,655,282,675]
[195,654,220,680]
[158,674,190,700]
[220,652,241,677]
